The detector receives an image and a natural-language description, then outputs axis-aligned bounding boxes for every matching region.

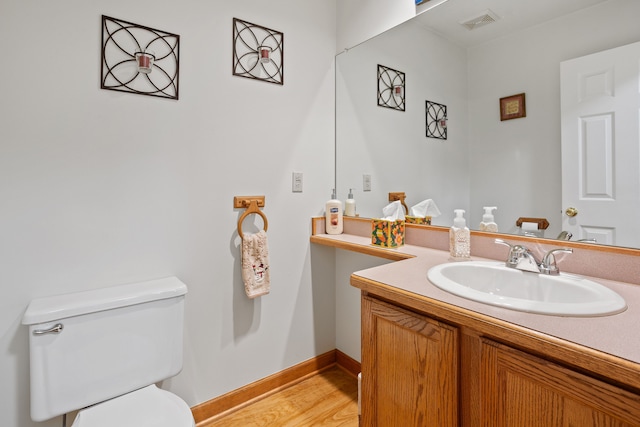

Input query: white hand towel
[241,230,270,298]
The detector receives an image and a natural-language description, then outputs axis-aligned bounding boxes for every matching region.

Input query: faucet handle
[494,239,519,268]
[540,248,573,275]
[494,239,512,249]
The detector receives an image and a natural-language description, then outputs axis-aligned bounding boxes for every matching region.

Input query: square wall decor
[101,16,180,100]
[233,18,284,85]
[377,64,405,111]
[426,100,447,140]
[500,93,526,121]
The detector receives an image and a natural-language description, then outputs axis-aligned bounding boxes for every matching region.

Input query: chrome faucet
[495,239,573,275]
[557,231,597,244]
[540,247,574,275]
[556,230,573,240]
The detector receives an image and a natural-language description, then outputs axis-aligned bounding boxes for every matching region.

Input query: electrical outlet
[292,172,303,192]
[363,174,372,192]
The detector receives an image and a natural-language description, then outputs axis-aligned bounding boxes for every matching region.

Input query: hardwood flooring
[199,366,359,427]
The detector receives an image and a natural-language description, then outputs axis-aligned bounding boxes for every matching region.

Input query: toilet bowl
[71,385,195,427]
[23,277,195,426]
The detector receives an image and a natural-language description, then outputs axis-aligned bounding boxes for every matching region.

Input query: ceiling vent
[460,9,500,31]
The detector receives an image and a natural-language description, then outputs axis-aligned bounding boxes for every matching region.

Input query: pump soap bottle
[479,206,498,232]
[345,189,356,217]
[450,209,471,261]
[325,189,343,235]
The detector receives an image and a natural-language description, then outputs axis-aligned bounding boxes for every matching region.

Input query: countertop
[311,229,640,388]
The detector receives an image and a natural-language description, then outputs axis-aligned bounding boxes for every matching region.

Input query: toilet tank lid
[22,277,188,325]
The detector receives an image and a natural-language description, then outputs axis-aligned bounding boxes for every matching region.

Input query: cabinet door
[361,296,458,426]
[480,339,640,427]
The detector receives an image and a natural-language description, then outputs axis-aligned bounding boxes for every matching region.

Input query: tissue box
[371,219,405,248]
[405,215,431,225]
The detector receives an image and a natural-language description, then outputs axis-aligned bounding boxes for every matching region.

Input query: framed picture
[499,93,526,121]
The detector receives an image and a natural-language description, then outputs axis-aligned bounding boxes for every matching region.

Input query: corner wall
[336,0,415,52]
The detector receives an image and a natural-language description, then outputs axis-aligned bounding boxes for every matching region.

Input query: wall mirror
[335,0,640,249]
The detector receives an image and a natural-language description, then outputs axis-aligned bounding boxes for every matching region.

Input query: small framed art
[499,93,526,121]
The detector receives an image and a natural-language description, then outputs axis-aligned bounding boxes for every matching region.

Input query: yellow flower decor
[371,219,405,248]
[405,216,432,225]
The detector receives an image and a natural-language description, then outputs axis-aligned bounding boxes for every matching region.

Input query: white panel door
[560,41,640,247]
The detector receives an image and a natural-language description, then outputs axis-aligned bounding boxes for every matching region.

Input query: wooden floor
[200,366,359,427]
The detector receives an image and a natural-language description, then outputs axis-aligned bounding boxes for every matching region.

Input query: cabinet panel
[481,339,640,427]
[361,296,458,426]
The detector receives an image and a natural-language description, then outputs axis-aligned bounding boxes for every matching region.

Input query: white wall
[335,250,391,361]
[336,20,470,224]
[0,1,336,426]
[467,0,640,236]
[337,0,416,52]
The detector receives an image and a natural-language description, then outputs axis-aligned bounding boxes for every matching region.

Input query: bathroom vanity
[311,217,640,426]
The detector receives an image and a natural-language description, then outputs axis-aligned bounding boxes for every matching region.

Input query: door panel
[561,41,640,247]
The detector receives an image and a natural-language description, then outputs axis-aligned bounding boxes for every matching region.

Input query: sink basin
[427,261,626,316]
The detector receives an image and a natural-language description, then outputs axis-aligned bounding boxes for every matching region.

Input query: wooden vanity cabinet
[361,294,640,427]
[480,339,640,427]
[361,296,459,426]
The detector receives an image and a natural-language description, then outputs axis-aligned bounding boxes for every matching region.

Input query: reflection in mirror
[335,0,640,248]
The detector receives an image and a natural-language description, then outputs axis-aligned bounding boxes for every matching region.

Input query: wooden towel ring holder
[234,196,268,239]
[388,192,409,215]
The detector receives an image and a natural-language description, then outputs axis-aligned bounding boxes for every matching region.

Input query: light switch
[292,172,303,192]
[363,174,372,192]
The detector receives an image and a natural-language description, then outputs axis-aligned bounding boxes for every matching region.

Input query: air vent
[460,9,500,31]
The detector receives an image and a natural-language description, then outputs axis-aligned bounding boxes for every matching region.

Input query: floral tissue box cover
[405,215,431,225]
[371,219,405,248]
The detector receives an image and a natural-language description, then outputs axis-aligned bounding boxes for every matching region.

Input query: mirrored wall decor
[101,16,180,100]
[377,65,405,111]
[233,18,284,85]
[336,0,640,249]
[426,100,447,139]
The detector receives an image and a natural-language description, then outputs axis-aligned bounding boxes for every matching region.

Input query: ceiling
[414,0,610,47]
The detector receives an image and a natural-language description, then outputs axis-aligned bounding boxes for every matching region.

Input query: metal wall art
[101,16,180,100]
[426,100,447,140]
[377,65,405,111]
[233,18,284,85]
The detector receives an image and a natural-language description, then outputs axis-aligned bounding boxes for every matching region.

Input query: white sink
[427,261,626,316]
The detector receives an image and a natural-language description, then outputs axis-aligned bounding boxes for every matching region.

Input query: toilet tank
[22,277,188,422]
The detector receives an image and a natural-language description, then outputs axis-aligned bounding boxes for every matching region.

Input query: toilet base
[71,385,194,427]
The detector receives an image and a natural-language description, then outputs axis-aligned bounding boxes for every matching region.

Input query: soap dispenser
[450,209,470,260]
[345,188,356,217]
[479,206,498,232]
[325,189,343,235]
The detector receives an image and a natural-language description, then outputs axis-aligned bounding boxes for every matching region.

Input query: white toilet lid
[71,385,195,427]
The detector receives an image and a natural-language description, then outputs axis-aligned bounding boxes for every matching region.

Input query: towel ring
[388,192,409,215]
[237,199,268,240]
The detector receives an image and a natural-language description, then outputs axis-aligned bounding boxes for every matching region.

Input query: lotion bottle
[479,206,498,232]
[325,189,343,235]
[449,209,470,260]
[344,188,356,217]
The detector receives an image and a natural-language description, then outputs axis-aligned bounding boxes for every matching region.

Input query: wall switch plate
[292,172,303,192]
[363,174,372,191]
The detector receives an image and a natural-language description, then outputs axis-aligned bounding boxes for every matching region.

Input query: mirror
[336,0,640,248]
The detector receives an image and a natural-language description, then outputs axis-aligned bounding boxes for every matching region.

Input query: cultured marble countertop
[313,232,640,366]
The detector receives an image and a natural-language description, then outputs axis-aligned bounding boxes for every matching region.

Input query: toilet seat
[71,385,195,427]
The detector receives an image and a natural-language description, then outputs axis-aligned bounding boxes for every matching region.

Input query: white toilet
[22,277,195,427]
